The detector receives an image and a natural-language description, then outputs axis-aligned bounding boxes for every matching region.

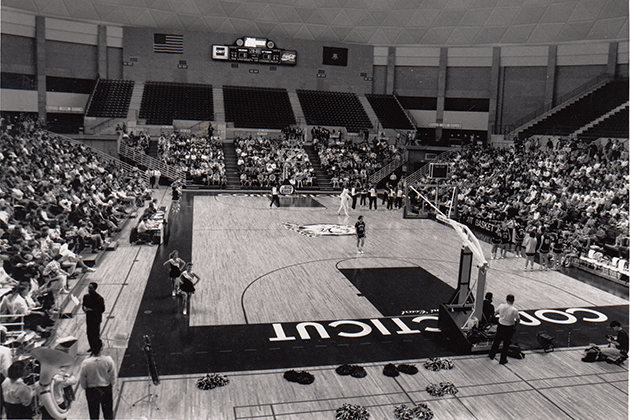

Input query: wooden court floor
[55,189,628,420]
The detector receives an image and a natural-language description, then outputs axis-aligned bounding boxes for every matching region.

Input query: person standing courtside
[368,184,377,210]
[350,182,359,210]
[79,340,116,420]
[82,282,105,354]
[0,326,12,418]
[488,294,520,364]
[3,362,33,419]
[270,184,280,208]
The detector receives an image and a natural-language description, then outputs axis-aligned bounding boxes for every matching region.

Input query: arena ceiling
[2,0,628,46]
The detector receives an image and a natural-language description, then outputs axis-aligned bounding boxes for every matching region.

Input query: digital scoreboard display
[212,38,297,66]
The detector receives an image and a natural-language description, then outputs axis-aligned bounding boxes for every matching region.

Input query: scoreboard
[212,37,297,66]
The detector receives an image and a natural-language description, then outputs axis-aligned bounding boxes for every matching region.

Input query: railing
[47,131,149,185]
[118,137,184,182]
[90,117,121,134]
[393,93,417,129]
[0,314,25,339]
[83,75,100,118]
[368,149,408,185]
[508,73,614,136]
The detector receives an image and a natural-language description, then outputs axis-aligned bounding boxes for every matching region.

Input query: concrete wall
[107,47,123,79]
[46,40,98,79]
[442,111,489,131]
[500,66,548,127]
[555,65,607,99]
[1,34,36,74]
[0,89,38,112]
[445,67,491,98]
[393,66,440,97]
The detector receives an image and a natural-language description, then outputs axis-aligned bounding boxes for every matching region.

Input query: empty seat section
[520,79,629,138]
[223,85,296,129]
[297,90,373,132]
[366,94,414,130]
[581,106,629,140]
[139,81,214,125]
[86,79,134,118]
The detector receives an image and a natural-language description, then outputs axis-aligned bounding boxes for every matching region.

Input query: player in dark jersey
[500,223,512,258]
[355,215,366,253]
[538,229,552,270]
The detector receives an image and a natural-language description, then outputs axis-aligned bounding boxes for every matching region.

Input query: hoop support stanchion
[409,185,488,324]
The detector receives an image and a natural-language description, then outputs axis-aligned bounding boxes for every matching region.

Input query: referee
[488,294,520,364]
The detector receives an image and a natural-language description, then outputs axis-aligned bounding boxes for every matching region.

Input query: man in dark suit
[82,282,105,353]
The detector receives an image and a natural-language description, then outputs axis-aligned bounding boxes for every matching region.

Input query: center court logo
[283,223,355,237]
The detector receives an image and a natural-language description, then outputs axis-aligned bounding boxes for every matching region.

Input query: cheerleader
[163,250,186,297]
[178,263,200,315]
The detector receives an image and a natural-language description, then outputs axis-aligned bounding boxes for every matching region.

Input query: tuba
[30,337,79,420]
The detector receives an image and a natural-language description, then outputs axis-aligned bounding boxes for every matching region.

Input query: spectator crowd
[235,136,314,188]
[313,127,403,188]
[158,133,226,186]
[411,136,629,270]
[0,117,150,341]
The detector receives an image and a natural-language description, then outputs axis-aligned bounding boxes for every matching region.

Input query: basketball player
[355,215,366,253]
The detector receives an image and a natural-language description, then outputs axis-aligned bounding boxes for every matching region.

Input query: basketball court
[56,189,628,419]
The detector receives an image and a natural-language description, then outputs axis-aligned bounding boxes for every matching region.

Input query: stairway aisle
[359,95,379,133]
[147,139,158,158]
[303,143,333,191]
[126,82,144,122]
[222,141,241,189]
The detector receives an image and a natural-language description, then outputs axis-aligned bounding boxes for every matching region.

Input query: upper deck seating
[366,94,414,130]
[519,79,629,138]
[223,85,296,130]
[297,90,373,133]
[139,81,214,125]
[86,79,134,118]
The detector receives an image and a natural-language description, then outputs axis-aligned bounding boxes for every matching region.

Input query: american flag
[154,33,183,54]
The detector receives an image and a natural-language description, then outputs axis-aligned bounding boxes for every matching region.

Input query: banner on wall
[322,46,348,66]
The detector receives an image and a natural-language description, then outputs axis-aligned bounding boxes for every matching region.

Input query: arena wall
[122,26,374,93]
[0,9,628,135]
[46,40,98,79]
[500,66,548,128]
[1,34,36,74]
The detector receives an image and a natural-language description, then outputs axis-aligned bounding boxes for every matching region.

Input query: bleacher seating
[365,94,414,130]
[86,79,134,118]
[223,85,296,129]
[580,106,629,140]
[519,79,629,138]
[297,89,373,133]
[139,81,214,125]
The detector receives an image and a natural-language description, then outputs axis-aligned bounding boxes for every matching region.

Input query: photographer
[602,320,628,363]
